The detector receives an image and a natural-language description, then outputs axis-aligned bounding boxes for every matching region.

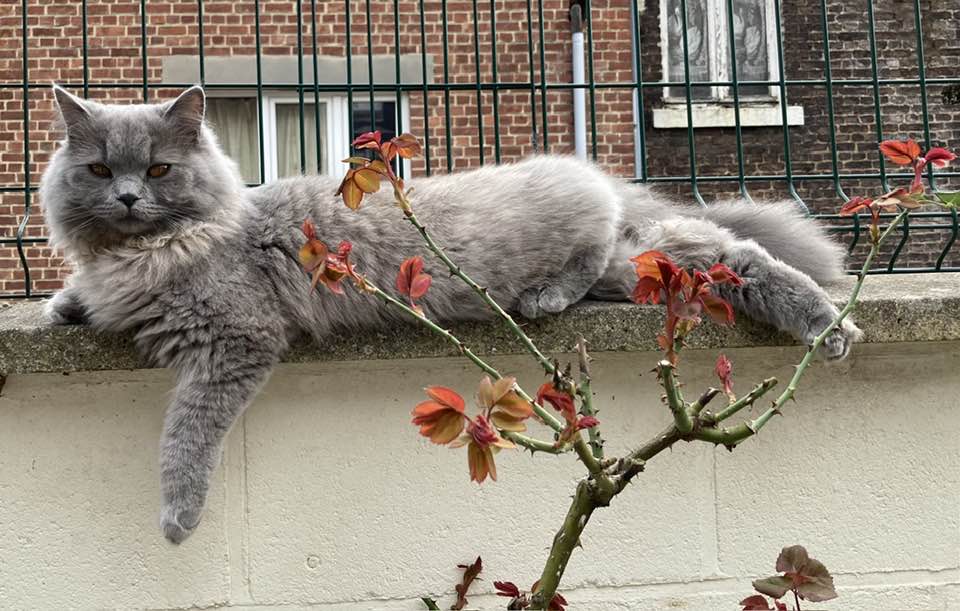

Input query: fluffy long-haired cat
[39,86,860,543]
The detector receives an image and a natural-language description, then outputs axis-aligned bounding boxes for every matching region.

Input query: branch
[402,208,556,375]
[366,283,565,432]
[657,361,693,434]
[702,377,778,425]
[503,431,565,455]
[576,337,605,461]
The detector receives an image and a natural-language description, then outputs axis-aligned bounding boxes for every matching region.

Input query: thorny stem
[576,337,605,461]
[365,282,565,445]
[702,377,779,424]
[657,361,693,434]
[530,210,911,607]
[401,205,557,376]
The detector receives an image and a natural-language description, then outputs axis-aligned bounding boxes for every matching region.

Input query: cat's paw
[160,500,203,544]
[811,318,862,362]
[518,286,572,320]
[43,290,88,326]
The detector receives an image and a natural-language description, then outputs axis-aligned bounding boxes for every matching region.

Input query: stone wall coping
[2,272,958,375]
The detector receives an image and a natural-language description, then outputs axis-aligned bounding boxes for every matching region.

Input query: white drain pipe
[570,3,587,160]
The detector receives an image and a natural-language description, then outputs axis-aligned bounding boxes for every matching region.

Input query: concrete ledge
[1,273,959,375]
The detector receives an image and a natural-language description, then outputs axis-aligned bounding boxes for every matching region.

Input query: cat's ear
[52,84,92,141]
[163,85,206,144]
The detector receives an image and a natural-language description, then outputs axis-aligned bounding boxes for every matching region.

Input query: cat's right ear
[52,84,92,141]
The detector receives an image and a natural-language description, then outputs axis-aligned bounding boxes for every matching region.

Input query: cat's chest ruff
[77,223,235,330]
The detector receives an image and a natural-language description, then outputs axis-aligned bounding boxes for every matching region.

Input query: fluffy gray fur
[40,86,860,544]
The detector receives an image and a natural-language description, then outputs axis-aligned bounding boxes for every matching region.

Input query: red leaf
[352,130,382,149]
[536,382,576,424]
[576,415,599,430]
[301,219,317,241]
[715,353,734,397]
[493,581,521,597]
[397,256,433,302]
[879,139,921,165]
[700,292,735,325]
[740,594,774,610]
[924,147,956,168]
[707,263,742,287]
[451,556,482,611]
[839,195,873,216]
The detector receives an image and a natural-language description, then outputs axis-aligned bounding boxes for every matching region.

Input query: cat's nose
[117,193,140,208]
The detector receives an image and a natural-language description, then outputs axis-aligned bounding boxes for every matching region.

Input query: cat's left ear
[163,85,206,144]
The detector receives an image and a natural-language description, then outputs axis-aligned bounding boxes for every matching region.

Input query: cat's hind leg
[599,217,860,361]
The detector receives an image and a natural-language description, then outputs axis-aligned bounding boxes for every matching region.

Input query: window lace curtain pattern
[276,103,326,178]
[205,98,261,184]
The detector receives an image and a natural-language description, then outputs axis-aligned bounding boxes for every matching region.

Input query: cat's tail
[690,200,846,284]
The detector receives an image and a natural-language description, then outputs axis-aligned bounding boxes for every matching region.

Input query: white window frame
[659,0,780,102]
[205,91,411,182]
[262,94,411,182]
[655,0,804,128]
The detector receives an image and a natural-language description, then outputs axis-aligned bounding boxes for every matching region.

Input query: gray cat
[39,85,860,544]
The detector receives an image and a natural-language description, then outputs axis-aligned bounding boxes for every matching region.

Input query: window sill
[2,273,958,375]
[652,103,805,129]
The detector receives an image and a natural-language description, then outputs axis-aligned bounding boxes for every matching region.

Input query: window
[660,0,776,101]
[205,94,409,184]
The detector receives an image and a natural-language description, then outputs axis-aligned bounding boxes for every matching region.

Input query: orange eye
[148,164,170,178]
[89,163,112,178]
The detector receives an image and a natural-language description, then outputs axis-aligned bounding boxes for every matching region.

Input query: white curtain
[276,103,326,177]
[205,98,261,184]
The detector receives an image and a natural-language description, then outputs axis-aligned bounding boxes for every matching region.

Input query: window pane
[351,101,397,163]
[666,0,711,99]
[733,0,769,96]
[205,98,261,184]
[276,103,327,178]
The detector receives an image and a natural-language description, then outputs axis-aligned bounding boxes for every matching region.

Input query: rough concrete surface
[2,272,959,375]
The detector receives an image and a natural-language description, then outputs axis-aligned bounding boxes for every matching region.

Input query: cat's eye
[148,164,171,178]
[89,163,112,178]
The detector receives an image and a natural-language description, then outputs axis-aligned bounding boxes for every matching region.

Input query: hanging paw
[811,318,863,362]
[160,496,204,544]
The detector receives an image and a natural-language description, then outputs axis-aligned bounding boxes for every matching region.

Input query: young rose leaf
[575,415,599,430]
[715,353,734,398]
[935,191,960,208]
[420,597,441,610]
[352,130,382,149]
[924,147,956,168]
[342,156,373,166]
[879,139,921,165]
[411,386,466,444]
[752,575,793,600]
[494,581,522,598]
[740,595,775,610]
[397,256,433,300]
[839,195,874,216]
[451,556,482,611]
[531,580,568,611]
[391,133,423,158]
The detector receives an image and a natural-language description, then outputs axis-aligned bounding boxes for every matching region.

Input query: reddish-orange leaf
[879,139,921,165]
[630,249,669,282]
[707,263,742,286]
[839,196,873,216]
[351,130,382,149]
[700,293,735,325]
[390,133,422,158]
[352,168,382,193]
[424,386,465,412]
[452,557,483,610]
[467,441,497,483]
[924,147,956,168]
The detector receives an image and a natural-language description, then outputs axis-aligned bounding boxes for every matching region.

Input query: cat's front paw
[811,317,862,362]
[160,499,203,544]
[44,290,88,325]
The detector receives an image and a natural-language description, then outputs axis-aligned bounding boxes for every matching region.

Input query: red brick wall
[1,0,958,296]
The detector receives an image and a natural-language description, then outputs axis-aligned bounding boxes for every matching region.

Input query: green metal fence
[4,0,959,299]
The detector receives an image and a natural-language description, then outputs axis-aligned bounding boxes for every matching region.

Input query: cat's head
[40,86,245,252]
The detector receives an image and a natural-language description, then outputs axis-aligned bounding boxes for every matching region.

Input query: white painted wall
[1,342,958,610]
